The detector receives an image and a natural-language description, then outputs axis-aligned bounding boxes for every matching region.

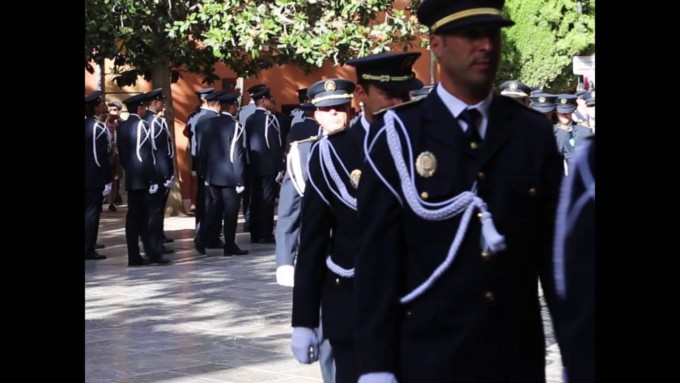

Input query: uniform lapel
[476,95,516,169]
[422,91,466,150]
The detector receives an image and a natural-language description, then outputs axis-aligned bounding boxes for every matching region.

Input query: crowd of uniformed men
[85,1,594,382]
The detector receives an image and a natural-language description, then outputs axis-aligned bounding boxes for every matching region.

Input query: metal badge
[510,81,517,90]
[415,151,437,178]
[324,80,336,92]
[350,169,362,188]
[538,96,546,103]
[560,98,568,104]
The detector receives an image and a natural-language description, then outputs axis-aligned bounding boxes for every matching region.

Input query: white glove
[102,183,112,197]
[276,171,285,184]
[290,327,319,364]
[276,265,295,287]
[163,176,174,189]
[204,180,209,186]
[358,373,399,383]
[149,184,159,194]
[236,186,245,194]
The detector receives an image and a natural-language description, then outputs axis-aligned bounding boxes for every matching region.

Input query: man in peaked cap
[117,92,171,266]
[183,87,214,214]
[499,80,531,105]
[85,91,111,260]
[584,90,595,132]
[572,89,590,126]
[244,84,283,244]
[529,92,558,121]
[553,94,591,175]
[292,78,360,383]
[142,88,176,253]
[353,0,563,382]
[195,91,249,257]
[346,51,424,141]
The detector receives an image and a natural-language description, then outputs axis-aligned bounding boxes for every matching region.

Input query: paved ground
[86,207,563,382]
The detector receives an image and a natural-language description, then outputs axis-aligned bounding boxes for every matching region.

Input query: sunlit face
[152,99,165,112]
[314,103,350,135]
[108,105,120,115]
[356,83,409,123]
[430,24,502,96]
[557,112,573,125]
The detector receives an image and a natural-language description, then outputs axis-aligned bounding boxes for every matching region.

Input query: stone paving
[86,208,563,382]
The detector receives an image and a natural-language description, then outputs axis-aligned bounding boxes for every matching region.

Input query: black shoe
[149,257,172,265]
[258,237,275,244]
[94,243,105,249]
[162,246,175,254]
[224,247,249,256]
[163,237,174,243]
[85,251,107,260]
[108,204,117,212]
[128,258,151,267]
[194,239,206,255]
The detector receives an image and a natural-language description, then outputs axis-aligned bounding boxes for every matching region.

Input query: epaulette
[373,96,425,116]
[290,135,321,146]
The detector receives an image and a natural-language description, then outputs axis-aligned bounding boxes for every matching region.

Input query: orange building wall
[85,49,438,202]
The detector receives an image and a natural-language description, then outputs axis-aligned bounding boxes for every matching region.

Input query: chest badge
[350,169,362,188]
[415,151,437,178]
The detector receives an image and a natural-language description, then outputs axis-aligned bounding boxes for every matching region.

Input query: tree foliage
[85,0,219,87]
[499,0,595,91]
[170,0,424,77]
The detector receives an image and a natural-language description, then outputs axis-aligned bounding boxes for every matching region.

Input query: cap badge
[509,81,517,90]
[324,80,336,92]
[538,97,546,103]
[350,169,362,188]
[415,151,437,178]
[560,98,568,104]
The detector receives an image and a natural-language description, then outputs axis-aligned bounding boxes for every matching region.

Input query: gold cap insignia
[538,97,546,103]
[509,81,517,90]
[350,169,362,188]
[560,98,568,104]
[324,80,336,92]
[415,151,437,178]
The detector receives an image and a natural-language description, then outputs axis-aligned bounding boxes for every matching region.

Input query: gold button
[420,191,429,199]
[477,172,486,181]
[477,212,484,219]
[481,251,492,261]
[470,141,479,150]
[528,187,537,196]
[485,292,495,301]
[335,278,340,285]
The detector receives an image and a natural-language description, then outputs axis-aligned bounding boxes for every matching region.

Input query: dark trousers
[328,340,356,383]
[161,185,170,238]
[84,188,103,256]
[195,176,205,239]
[147,185,167,252]
[126,190,161,261]
[242,164,251,231]
[249,175,276,241]
[202,185,241,252]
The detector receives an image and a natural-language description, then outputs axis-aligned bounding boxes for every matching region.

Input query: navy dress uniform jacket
[245,109,284,176]
[117,114,158,190]
[144,111,174,180]
[197,114,246,187]
[354,90,563,382]
[85,116,112,189]
[292,125,366,341]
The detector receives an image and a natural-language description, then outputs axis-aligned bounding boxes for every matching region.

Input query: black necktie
[459,108,482,149]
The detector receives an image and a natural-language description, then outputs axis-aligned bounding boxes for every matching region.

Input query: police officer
[184,87,214,237]
[85,91,111,260]
[239,84,266,233]
[244,85,284,244]
[572,89,590,126]
[499,79,531,105]
[353,1,563,382]
[291,78,360,383]
[553,94,591,175]
[530,92,558,122]
[196,91,249,256]
[117,92,171,267]
[275,101,321,286]
[553,135,595,383]
[142,88,175,254]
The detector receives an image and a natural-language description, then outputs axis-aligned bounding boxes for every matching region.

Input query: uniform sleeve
[291,147,333,329]
[354,124,405,375]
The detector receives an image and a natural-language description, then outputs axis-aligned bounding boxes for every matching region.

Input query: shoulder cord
[136,119,153,164]
[230,120,244,163]
[287,141,306,197]
[264,113,282,149]
[368,110,506,304]
[152,117,174,159]
[553,141,595,298]
[92,121,107,168]
[318,137,357,210]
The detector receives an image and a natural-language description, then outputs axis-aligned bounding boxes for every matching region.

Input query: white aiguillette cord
[367,110,506,304]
